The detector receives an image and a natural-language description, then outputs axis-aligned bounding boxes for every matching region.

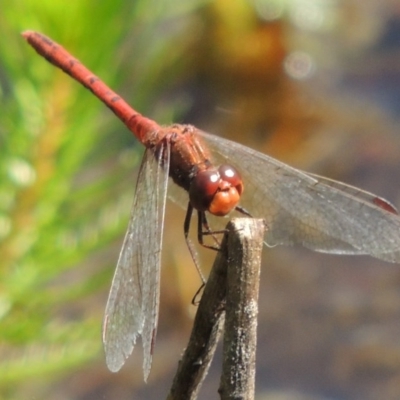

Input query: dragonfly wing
[140,142,170,380]
[307,172,398,215]
[199,131,400,263]
[103,143,169,380]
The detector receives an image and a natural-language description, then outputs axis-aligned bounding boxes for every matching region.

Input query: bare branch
[167,222,230,400]
[167,218,265,400]
[219,218,265,400]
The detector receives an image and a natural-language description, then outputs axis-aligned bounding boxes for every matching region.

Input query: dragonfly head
[189,164,243,216]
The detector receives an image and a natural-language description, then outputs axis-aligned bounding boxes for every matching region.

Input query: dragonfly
[23,30,400,381]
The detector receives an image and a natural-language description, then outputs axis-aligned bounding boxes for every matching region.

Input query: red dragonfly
[23,31,400,380]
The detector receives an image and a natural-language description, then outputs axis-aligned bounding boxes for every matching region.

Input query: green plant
[0,0,205,396]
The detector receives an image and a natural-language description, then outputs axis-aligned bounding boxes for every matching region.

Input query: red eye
[189,165,244,216]
[189,169,220,211]
[218,165,243,195]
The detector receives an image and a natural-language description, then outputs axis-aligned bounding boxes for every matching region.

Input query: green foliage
[0,0,206,395]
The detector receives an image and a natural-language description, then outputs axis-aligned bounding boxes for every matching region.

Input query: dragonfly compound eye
[205,165,243,216]
[218,164,244,196]
[189,167,243,216]
[189,169,220,212]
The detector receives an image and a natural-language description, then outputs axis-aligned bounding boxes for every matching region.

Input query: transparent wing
[198,131,400,263]
[307,172,398,215]
[102,143,170,380]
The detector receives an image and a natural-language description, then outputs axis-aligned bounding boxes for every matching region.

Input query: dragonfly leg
[197,211,226,251]
[184,203,206,284]
[191,282,205,305]
[235,205,252,217]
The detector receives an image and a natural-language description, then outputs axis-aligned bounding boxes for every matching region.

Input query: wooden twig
[219,218,265,400]
[166,222,230,400]
[167,218,265,400]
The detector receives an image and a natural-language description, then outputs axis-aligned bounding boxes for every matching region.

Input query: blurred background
[2,0,400,399]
